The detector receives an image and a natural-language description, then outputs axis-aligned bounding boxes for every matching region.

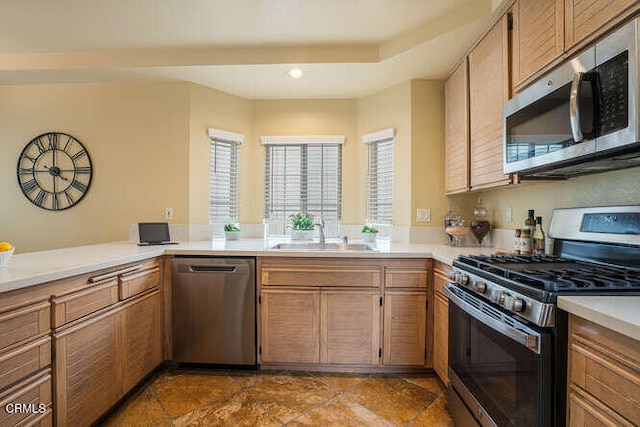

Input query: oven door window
[449,302,550,426]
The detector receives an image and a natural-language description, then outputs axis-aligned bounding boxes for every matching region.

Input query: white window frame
[208,128,243,225]
[261,135,344,223]
[364,128,394,225]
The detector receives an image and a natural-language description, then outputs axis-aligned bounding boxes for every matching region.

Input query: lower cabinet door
[122,290,162,391]
[383,291,427,366]
[54,309,122,427]
[433,290,449,383]
[320,289,381,365]
[260,287,320,364]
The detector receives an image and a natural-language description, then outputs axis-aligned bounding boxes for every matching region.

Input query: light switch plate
[505,207,512,223]
[165,207,174,220]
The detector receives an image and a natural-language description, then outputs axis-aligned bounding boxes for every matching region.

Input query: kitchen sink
[269,242,378,252]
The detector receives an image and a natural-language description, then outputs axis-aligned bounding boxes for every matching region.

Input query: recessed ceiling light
[287,68,305,79]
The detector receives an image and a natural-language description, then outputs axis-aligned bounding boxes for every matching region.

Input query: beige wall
[251,99,360,224]
[0,83,191,253]
[476,168,640,230]
[188,83,252,224]
[358,82,413,226]
[411,80,447,228]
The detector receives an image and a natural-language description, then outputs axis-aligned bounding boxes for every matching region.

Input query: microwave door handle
[570,71,585,142]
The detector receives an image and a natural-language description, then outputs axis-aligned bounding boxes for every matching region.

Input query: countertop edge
[558,296,640,342]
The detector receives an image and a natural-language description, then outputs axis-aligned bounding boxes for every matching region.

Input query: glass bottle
[533,216,545,255]
[521,228,532,255]
[470,200,491,246]
[514,229,522,255]
[525,210,536,234]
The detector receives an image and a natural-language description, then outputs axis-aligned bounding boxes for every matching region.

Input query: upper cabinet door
[565,0,638,49]
[511,0,564,91]
[444,59,470,194]
[468,15,512,191]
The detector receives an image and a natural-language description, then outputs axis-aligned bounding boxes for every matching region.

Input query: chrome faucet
[315,220,326,244]
[342,235,348,244]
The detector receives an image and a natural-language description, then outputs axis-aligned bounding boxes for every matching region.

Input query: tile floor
[103,369,453,426]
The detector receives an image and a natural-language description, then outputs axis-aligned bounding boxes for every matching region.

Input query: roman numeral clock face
[17,132,92,211]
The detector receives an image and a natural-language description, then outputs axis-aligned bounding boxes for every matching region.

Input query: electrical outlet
[505,207,512,223]
[416,208,431,222]
[164,207,174,220]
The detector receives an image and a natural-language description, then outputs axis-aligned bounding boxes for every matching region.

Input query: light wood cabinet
[54,308,122,427]
[567,314,640,426]
[260,287,321,364]
[320,289,380,365]
[565,0,638,50]
[259,257,430,369]
[444,59,470,194]
[383,291,427,366]
[469,15,512,191]
[511,0,564,90]
[122,289,163,391]
[433,262,450,384]
[0,370,52,427]
[51,279,119,328]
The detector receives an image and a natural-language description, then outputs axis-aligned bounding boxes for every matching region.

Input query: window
[208,128,243,225]
[262,136,343,222]
[364,128,394,225]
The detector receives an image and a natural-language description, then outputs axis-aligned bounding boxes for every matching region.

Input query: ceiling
[0,0,495,99]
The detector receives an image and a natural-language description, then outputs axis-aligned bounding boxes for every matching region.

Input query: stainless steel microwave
[503,18,640,178]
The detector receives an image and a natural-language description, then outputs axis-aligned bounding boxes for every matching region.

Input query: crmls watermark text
[4,403,47,414]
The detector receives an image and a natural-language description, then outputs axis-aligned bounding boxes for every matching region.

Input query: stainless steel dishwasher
[172,256,256,366]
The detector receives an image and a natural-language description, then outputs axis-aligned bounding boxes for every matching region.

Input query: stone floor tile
[227,369,285,389]
[401,374,446,395]
[151,372,240,418]
[409,395,454,426]
[310,372,369,391]
[172,390,281,427]
[288,394,392,426]
[103,387,170,427]
[244,372,337,423]
[345,376,438,425]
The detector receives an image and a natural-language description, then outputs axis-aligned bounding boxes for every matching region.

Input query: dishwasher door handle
[188,265,237,273]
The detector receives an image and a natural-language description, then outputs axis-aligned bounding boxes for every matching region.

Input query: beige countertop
[0,238,501,294]
[558,296,640,342]
[4,239,639,342]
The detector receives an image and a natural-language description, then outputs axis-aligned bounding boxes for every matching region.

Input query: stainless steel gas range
[444,206,640,427]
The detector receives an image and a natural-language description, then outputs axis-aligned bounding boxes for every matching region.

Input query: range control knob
[504,296,526,312]
[448,269,456,280]
[474,281,487,294]
[490,290,506,305]
[459,274,470,285]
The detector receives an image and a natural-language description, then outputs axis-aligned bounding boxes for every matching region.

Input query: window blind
[209,138,241,224]
[264,144,342,221]
[365,134,394,225]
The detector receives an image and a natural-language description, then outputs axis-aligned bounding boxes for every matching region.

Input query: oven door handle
[444,284,541,354]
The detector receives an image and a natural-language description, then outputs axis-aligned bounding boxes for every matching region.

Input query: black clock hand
[44,165,69,182]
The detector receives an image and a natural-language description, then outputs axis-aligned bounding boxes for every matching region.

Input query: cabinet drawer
[384,268,428,289]
[52,279,118,328]
[0,302,50,351]
[569,315,640,425]
[0,370,51,427]
[119,267,160,300]
[262,266,380,287]
[17,409,52,427]
[0,336,51,392]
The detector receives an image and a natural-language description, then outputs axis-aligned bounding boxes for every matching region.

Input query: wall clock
[16,132,93,211]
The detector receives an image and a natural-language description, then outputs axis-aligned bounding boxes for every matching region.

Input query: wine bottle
[533,216,545,255]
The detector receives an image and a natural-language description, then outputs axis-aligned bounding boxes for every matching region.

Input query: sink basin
[269,242,378,252]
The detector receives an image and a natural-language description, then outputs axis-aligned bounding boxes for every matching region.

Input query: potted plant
[224,224,241,240]
[361,225,378,243]
[289,213,315,240]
